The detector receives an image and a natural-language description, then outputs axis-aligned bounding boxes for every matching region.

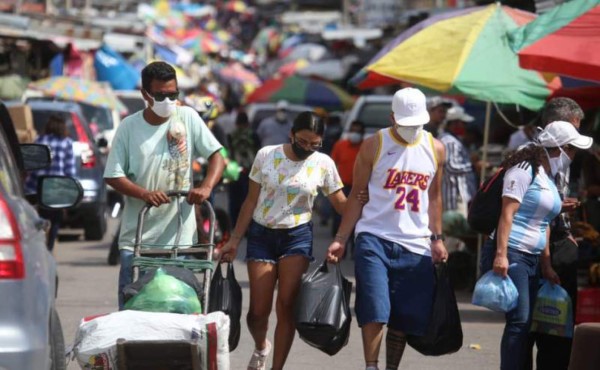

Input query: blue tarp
[94,45,139,90]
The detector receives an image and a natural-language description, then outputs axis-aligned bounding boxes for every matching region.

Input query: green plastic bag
[220,148,241,182]
[124,268,202,314]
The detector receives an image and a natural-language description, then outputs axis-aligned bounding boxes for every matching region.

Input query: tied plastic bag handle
[213,261,236,280]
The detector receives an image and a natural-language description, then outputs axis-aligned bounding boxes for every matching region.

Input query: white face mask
[546,147,571,177]
[151,97,177,118]
[396,125,422,144]
[347,132,362,144]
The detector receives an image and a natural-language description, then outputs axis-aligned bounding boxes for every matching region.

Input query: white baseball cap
[392,88,430,127]
[537,121,593,149]
[446,106,474,122]
[276,100,289,110]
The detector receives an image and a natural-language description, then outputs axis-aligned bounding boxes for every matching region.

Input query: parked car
[115,90,145,115]
[342,95,393,137]
[0,100,83,370]
[27,100,108,241]
[246,102,314,130]
[77,101,121,151]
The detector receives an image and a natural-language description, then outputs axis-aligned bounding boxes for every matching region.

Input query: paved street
[56,210,504,370]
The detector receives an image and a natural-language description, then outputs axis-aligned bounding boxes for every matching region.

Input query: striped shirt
[25,134,76,194]
[502,162,561,254]
[439,132,476,212]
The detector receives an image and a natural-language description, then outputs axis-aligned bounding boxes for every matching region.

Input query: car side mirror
[38,176,83,210]
[20,144,51,171]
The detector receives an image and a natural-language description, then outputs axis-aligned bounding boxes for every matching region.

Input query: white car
[342,95,393,137]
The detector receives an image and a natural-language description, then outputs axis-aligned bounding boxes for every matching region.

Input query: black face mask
[291,140,315,160]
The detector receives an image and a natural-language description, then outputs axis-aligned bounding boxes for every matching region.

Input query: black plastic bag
[295,261,352,356]
[208,262,242,351]
[407,263,463,356]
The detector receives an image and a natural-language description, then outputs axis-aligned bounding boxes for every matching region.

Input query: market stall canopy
[509,0,600,82]
[350,3,561,111]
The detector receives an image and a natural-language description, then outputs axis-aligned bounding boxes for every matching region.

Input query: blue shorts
[354,232,434,335]
[245,220,314,264]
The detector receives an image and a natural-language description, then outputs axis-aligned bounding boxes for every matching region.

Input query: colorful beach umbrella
[29,77,127,114]
[350,3,561,111]
[225,1,247,13]
[216,63,262,87]
[246,75,354,111]
[509,0,600,82]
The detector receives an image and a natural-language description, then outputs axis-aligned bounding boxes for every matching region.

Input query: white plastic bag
[472,269,519,313]
[69,310,230,370]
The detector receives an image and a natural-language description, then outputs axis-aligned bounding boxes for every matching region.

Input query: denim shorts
[245,220,314,264]
[354,232,434,335]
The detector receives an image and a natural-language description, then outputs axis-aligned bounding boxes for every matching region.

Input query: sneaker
[247,340,271,370]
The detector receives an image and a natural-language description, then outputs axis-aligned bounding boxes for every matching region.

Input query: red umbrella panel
[509,0,600,82]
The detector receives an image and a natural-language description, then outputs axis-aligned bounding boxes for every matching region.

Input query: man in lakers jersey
[327,87,449,370]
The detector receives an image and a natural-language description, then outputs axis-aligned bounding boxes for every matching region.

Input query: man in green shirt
[104,61,225,309]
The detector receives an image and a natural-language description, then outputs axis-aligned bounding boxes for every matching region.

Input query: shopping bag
[295,261,352,355]
[531,280,573,338]
[208,262,243,352]
[69,310,230,370]
[124,268,202,314]
[472,268,519,313]
[407,263,463,356]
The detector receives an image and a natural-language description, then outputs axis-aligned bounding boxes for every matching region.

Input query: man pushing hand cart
[103,61,225,310]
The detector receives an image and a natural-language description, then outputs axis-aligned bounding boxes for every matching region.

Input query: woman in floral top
[220,111,350,370]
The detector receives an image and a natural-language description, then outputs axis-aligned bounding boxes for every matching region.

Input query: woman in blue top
[480,121,593,370]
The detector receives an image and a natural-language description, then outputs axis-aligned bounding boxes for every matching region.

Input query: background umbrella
[509,0,600,82]
[216,63,262,87]
[225,1,248,13]
[246,75,354,111]
[29,76,127,114]
[276,59,310,78]
[351,3,561,111]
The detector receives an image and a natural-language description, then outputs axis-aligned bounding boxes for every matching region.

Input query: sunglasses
[145,90,179,102]
[294,136,322,150]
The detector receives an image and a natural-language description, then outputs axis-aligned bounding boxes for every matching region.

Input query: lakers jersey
[355,127,438,256]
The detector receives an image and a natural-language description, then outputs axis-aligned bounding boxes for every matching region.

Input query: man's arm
[326,134,377,262]
[428,138,448,263]
[188,150,225,204]
[105,177,169,207]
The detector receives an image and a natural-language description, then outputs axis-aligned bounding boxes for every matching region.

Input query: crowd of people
[59,57,596,370]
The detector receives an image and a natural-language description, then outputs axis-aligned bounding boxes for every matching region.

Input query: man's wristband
[230,232,243,240]
[430,234,445,241]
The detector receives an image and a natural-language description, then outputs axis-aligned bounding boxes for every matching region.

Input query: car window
[31,110,77,140]
[79,103,113,133]
[119,96,146,113]
[357,102,393,130]
[0,127,22,196]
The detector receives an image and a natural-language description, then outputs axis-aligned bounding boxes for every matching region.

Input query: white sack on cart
[68,310,230,370]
